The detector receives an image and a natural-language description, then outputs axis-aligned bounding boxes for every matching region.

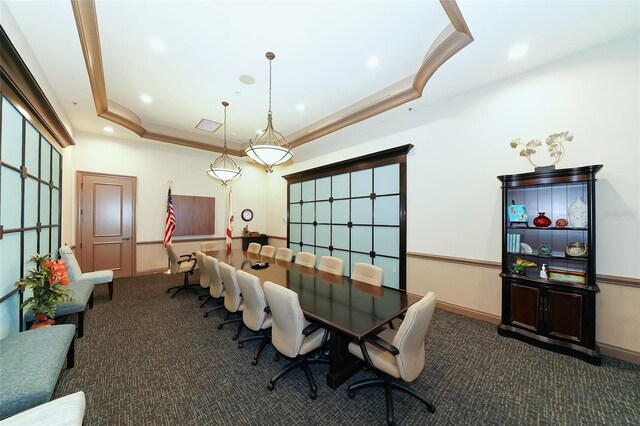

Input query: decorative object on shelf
[539,264,548,279]
[509,131,574,169]
[245,52,293,173]
[15,253,73,329]
[567,196,588,228]
[507,233,522,253]
[507,201,528,224]
[241,208,254,222]
[555,218,568,227]
[548,269,586,285]
[520,242,533,254]
[241,225,250,237]
[537,243,552,255]
[207,101,242,186]
[533,212,552,227]
[509,257,537,275]
[565,242,588,257]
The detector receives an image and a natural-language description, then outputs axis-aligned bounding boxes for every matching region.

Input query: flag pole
[163,180,174,274]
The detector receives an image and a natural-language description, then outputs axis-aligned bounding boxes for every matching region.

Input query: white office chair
[275,247,293,262]
[263,281,329,400]
[165,243,199,298]
[294,252,316,268]
[201,241,221,252]
[247,243,262,254]
[318,256,344,276]
[347,292,437,425]
[260,245,276,257]
[195,251,210,300]
[236,270,273,365]
[203,255,226,315]
[217,262,245,340]
[59,245,113,300]
[352,262,384,286]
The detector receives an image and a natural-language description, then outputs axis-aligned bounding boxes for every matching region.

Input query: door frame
[76,170,137,277]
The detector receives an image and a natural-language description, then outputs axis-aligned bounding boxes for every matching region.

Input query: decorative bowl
[555,218,568,227]
[565,242,588,257]
[537,243,552,255]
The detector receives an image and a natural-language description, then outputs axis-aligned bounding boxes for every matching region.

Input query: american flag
[226,187,233,251]
[163,188,176,246]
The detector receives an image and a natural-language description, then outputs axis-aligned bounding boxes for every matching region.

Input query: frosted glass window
[315,248,330,264]
[51,189,60,225]
[23,230,38,273]
[289,224,301,243]
[24,178,39,227]
[25,123,39,176]
[40,141,51,182]
[351,226,372,253]
[40,228,50,255]
[316,177,331,200]
[332,173,349,199]
[351,198,372,224]
[302,180,315,201]
[316,201,330,223]
[291,244,301,257]
[375,257,400,289]
[301,202,314,222]
[374,227,399,257]
[300,244,313,255]
[1,98,22,166]
[316,225,331,247]
[374,164,399,195]
[40,183,51,225]
[290,183,301,202]
[332,249,350,276]
[351,253,372,270]
[301,224,314,245]
[374,196,399,225]
[1,167,21,229]
[289,203,301,222]
[332,225,349,250]
[0,233,21,290]
[351,169,371,197]
[52,151,61,187]
[51,242,60,261]
[332,200,349,224]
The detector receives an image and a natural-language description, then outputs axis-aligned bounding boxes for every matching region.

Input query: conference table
[206,249,421,389]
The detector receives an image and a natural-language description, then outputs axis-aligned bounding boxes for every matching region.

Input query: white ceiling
[3,0,639,155]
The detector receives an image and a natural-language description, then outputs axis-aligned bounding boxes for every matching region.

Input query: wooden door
[77,172,136,278]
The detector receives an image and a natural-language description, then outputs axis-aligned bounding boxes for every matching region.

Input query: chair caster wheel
[170,294,175,298]
[309,390,317,400]
[428,406,436,414]
[203,313,209,318]
[165,289,170,293]
[237,343,244,349]
[251,359,258,366]
[348,390,356,399]
[217,324,223,330]
[267,383,275,391]
[232,335,239,341]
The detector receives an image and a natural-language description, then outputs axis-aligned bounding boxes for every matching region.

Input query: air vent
[195,119,222,133]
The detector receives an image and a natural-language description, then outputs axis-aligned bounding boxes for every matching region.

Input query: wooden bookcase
[497,165,603,365]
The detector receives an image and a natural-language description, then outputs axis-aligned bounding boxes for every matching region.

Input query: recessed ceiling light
[366,56,379,68]
[104,126,114,133]
[140,94,152,104]
[148,37,165,53]
[195,119,222,133]
[508,43,528,60]
[239,75,256,85]
[296,103,305,111]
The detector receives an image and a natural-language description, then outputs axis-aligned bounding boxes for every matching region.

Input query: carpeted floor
[53,272,640,425]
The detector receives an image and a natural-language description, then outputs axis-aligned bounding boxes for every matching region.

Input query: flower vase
[533,212,552,227]
[30,312,55,330]
[568,196,588,228]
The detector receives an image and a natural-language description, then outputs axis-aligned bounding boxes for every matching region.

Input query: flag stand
[163,180,175,274]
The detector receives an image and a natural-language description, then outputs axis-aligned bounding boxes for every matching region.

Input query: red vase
[533,212,552,227]
[30,313,55,330]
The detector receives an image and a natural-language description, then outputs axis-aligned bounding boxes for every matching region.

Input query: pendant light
[245,52,293,172]
[207,101,242,186]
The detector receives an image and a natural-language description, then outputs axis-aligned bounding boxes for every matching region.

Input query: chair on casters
[217,262,244,340]
[318,256,344,275]
[347,292,437,426]
[247,242,261,254]
[59,245,114,300]
[263,281,329,399]
[352,262,384,286]
[165,243,199,298]
[201,241,220,252]
[275,247,293,262]
[259,245,276,258]
[194,251,211,302]
[202,256,225,312]
[236,270,273,365]
[294,252,316,268]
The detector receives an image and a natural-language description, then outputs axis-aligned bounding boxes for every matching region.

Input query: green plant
[509,257,537,274]
[16,253,73,318]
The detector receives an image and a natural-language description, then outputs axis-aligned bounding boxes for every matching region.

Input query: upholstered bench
[0,325,75,420]
[0,391,85,425]
[23,281,95,338]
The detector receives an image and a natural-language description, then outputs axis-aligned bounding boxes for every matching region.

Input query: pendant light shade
[245,52,293,173]
[207,101,241,186]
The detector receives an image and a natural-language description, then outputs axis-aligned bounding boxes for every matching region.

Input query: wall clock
[241,208,253,222]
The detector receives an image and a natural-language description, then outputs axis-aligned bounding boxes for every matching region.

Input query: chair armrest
[302,322,322,336]
[366,335,399,356]
[179,254,193,259]
[177,258,195,265]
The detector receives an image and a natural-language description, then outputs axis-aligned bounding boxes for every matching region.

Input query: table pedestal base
[327,329,362,389]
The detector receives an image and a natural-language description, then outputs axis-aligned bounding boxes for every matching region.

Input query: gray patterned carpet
[53,272,640,425]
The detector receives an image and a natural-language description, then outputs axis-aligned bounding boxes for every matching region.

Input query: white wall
[267,34,640,352]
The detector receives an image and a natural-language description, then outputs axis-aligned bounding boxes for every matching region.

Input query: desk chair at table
[202,255,225,311]
[275,247,293,262]
[247,243,261,254]
[236,270,273,365]
[195,251,210,302]
[259,245,276,257]
[294,251,316,268]
[352,262,384,286]
[347,292,437,425]
[217,262,244,340]
[165,243,199,298]
[318,256,344,276]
